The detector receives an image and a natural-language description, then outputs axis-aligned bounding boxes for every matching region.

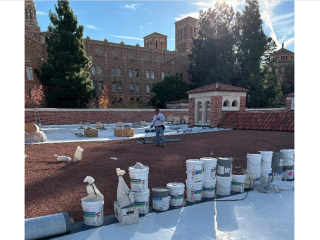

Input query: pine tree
[35,0,96,108]
[188,1,236,89]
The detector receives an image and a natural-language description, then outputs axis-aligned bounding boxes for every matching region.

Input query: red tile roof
[285,92,294,97]
[166,99,189,104]
[219,112,294,132]
[187,82,249,94]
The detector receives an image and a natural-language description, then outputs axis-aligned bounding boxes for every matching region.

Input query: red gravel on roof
[219,112,294,131]
[187,82,249,94]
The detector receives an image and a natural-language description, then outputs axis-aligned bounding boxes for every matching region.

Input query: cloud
[149,22,153,25]
[194,1,246,11]
[139,25,144,30]
[110,35,143,41]
[141,8,152,16]
[121,4,142,11]
[175,12,199,21]
[85,24,99,31]
[36,11,47,16]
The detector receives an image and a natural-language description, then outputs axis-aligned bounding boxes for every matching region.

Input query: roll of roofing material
[25,212,72,240]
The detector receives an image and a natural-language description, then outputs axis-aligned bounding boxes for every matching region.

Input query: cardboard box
[84,128,98,137]
[126,128,134,137]
[114,128,124,137]
[140,121,146,126]
[114,201,139,226]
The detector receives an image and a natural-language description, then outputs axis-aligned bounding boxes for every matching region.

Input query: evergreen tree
[188,1,236,89]
[279,62,294,95]
[150,76,189,108]
[35,0,95,108]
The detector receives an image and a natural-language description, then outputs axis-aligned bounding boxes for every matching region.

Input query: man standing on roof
[150,108,166,147]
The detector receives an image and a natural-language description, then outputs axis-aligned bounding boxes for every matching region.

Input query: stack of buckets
[128,164,150,216]
[185,159,204,202]
[280,149,294,181]
[272,152,284,180]
[216,157,233,196]
[246,153,262,188]
[259,151,274,184]
[200,157,217,199]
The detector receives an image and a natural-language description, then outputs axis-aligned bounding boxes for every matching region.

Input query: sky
[34,0,295,52]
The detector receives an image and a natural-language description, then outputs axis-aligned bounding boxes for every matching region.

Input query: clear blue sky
[34,0,294,52]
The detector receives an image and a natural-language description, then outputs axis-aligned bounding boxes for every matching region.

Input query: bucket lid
[259,151,273,154]
[152,187,170,198]
[186,159,204,164]
[185,180,203,185]
[166,182,185,189]
[217,157,233,161]
[200,157,217,163]
[247,153,261,156]
[280,149,294,152]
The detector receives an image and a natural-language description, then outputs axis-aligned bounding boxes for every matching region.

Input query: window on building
[112,82,116,92]
[146,70,150,79]
[99,81,103,91]
[111,67,115,76]
[146,84,150,93]
[232,100,238,107]
[135,83,140,93]
[290,56,294,61]
[152,84,154,90]
[130,83,134,92]
[91,66,96,75]
[26,66,33,80]
[180,73,183,80]
[166,72,170,77]
[176,72,179,76]
[147,98,150,103]
[129,69,133,77]
[135,69,139,77]
[118,82,122,92]
[93,81,97,89]
[161,72,165,80]
[97,66,102,75]
[223,100,230,107]
[117,68,121,76]
[151,71,155,79]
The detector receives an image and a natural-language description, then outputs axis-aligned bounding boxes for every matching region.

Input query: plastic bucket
[273,171,283,181]
[272,152,284,168]
[247,154,261,171]
[200,157,217,180]
[129,166,149,192]
[152,187,170,212]
[217,157,233,177]
[260,168,272,184]
[280,149,294,166]
[216,176,232,196]
[133,190,150,216]
[283,169,294,181]
[186,159,204,182]
[185,180,203,202]
[272,166,283,174]
[202,179,216,199]
[248,170,261,188]
[231,174,246,193]
[166,182,185,208]
[81,198,104,227]
[259,151,273,169]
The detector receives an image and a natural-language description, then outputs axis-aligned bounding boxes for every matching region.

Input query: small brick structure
[285,93,294,111]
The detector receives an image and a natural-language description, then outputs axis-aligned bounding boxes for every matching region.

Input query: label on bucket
[83,210,103,227]
[190,189,202,202]
[130,178,147,192]
[217,165,224,174]
[203,187,215,192]
[231,181,244,193]
[191,170,203,181]
[135,201,149,215]
[279,159,283,166]
[153,196,170,211]
[171,194,183,200]
[210,168,216,178]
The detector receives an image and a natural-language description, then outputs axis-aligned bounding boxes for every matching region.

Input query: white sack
[83,176,104,200]
[73,146,83,162]
[54,154,71,162]
[116,168,135,208]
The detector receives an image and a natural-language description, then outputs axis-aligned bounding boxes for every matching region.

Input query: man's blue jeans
[155,126,165,146]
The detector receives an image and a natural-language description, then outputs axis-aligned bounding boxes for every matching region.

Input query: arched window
[223,100,230,107]
[117,68,121,76]
[97,66,102,75]
[232,100,238,107]
[180,73,183,80]
[111,67,115,76]
[190,27,193,37]
[25,9,28,19]
[176,72,179,76]
[129,69,133,77]
[166,72,170,77]
[146,71,150,79]
[135,69,138,77]
[151,71,155,79]
[290,56,294,61]
[161,72,165,80]
[91,66,96,75]
[156,41,158,49]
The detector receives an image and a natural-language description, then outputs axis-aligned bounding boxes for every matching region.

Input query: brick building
[25,0,192,108]
[273,42,294,84]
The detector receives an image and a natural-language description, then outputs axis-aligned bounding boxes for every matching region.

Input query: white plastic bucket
[185,180,203,202]
[280,149,294,166]
[247,154,262,171]
[133,190,150,216]
[216,176,232,196]
[273,172,283,181]
[81,198,104,227]
[166,182,185,208]
[186,159,204,182]
[231,175,246,193]
[200,157,217,180]
[129,166,149,192]
[248,170,261,188]
[283,169,294,181]
[260,168,272,184]
[202,179,216,199]
[259,151,273,169]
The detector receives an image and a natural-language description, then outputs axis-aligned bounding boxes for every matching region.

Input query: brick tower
[174,16,198,53]
[143,32,168,50]
[25,0,40,35]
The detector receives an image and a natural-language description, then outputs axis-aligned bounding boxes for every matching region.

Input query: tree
[35,0,95,108]
[150,76,189,108]
[279,62,294,95]
[25,85,45,107]
[188,1,236,89]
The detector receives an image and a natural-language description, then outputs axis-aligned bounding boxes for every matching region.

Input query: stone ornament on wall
[143,55,148,60]
[128,53,134,59]
[112,51,118,57]
[156,56,161,62]
[95,49,101,55]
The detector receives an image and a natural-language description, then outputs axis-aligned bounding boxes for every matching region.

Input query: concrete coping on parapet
[25,108,188,112]
[245,107,286,111]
